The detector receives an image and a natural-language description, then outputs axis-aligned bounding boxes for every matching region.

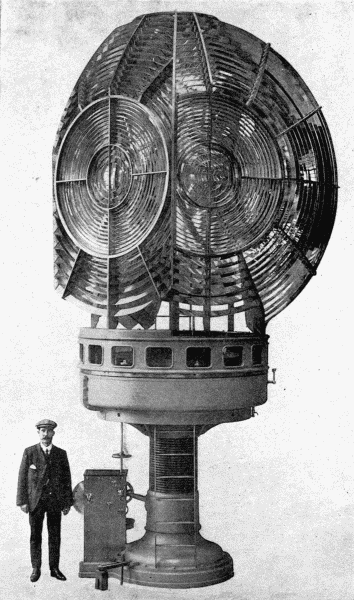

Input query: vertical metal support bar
[154,426,157,492]
[228,304,234,332]
[194,14,212,333]
[204,84,212,333]
[107,92,113,328]
[193,425,197,568]
[107,258,113,328]
[194,13,213,334]
[205,96,212,334]
[153,426,158,568]
[120,422,124,473]
[170,12,179,333]
[171,301,179,334]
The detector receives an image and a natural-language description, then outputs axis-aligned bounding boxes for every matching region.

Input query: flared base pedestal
[79,547,233,589]
[123,554,234,588]
[120,530,234,588]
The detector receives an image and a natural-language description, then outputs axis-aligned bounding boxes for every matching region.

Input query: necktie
[44,449,51,487]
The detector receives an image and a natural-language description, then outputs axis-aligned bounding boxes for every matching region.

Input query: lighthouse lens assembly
[53,11,337,591]
[53,13,337,325]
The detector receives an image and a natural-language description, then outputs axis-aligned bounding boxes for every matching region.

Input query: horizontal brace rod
[132,170,167,176]
[56,178,86,183]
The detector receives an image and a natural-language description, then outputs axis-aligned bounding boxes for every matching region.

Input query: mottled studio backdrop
[1,1,353,599]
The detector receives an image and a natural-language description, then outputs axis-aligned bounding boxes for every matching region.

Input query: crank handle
[130,492,146,502]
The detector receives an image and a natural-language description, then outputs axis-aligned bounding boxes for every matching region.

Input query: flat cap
[36,419,57,430]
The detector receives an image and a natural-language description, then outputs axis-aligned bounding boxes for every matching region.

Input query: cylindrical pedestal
[124,426,233,588]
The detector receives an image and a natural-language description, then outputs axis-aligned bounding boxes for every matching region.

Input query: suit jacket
[16,444,73,513]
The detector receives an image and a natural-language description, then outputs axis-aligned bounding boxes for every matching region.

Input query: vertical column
[146,426,200,567]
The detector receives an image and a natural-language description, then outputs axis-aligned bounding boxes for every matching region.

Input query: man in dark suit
[17,419,73,582]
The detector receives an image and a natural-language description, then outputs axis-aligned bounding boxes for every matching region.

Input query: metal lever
[268,368,277,384]
[125,481,146,503]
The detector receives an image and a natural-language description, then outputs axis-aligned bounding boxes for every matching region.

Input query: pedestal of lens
[123,490,233,588]
[123,426,233,588]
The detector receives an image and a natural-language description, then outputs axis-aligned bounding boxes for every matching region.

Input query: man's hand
[20,504,29,513]
[62,507,71,516]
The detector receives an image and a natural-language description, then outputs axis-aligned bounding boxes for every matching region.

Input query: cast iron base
[79,551,233,588]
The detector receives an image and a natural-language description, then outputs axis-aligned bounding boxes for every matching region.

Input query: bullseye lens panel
[55,97,169,257]
[176,95,283,255]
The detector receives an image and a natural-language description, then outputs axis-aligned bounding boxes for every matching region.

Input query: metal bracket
[268,368,277,384]
[95,558,130,591]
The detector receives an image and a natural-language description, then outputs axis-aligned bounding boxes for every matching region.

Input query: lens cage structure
[53,11,337,331]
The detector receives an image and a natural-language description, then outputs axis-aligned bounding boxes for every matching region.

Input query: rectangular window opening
[186,347,211,368]
[223,345,243,367]
[252,344,263,365]
[146,347,173,368]
[88,344,103,365]
[111,346,133,367]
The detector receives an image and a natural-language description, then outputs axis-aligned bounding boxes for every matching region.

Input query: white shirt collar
[40,443,53,454]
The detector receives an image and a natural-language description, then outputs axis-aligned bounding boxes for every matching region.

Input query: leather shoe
[30,568,41,582]
[50,567,67,581]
